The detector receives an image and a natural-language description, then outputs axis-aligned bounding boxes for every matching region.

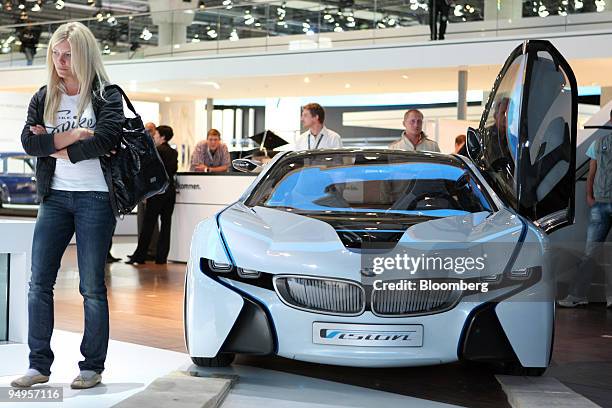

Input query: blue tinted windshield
[248,152,493,217]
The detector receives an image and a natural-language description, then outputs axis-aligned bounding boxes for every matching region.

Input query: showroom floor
[31,238,612,407]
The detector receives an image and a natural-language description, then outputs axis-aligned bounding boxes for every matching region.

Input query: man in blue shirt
[559,109,612,308]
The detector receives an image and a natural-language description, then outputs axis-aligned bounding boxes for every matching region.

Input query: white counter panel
[169,174,256,262]
[0,219,35,375]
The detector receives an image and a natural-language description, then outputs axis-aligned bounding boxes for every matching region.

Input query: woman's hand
[50,148,69,160]
[30,125,46,135]
[71,128,94,141]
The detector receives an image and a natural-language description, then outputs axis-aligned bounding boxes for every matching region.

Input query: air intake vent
[371,279,462,317]
[274,276,365,316]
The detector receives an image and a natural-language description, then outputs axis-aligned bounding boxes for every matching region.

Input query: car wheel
[191,353,235,367]
[0,187,6,207]
[498,362,546,376]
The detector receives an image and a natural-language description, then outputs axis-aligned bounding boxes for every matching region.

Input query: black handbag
[106,85,169,215]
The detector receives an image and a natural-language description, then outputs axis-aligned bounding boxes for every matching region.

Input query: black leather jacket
[21,83,125,215]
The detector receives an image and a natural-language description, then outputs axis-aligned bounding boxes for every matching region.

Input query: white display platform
[168,173,257,263]
[0,219,35,376]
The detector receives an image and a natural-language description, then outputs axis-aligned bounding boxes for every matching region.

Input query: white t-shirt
[46,93,108,192]
[294,126,343,151]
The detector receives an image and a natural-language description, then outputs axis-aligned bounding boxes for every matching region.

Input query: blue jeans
[570,202,612,299]
[28,190,116,376]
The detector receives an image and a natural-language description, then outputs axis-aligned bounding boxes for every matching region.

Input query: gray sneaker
[70,373,102,389]
[10,374,49,388]
[558,295,588,308]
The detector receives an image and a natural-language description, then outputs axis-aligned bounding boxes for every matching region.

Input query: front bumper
[186,260,553,368]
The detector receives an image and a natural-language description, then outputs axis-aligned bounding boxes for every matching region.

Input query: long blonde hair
[44,22,110,126]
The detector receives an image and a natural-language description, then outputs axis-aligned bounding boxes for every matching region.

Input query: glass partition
[0,253,8,342]
[0,0,610,67]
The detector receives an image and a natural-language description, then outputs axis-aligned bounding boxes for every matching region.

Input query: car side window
[6,157,34,175]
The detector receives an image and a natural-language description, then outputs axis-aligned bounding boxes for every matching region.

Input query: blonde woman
[11,22,124,389]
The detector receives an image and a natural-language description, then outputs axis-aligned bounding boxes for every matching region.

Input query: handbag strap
[104,84,139,118]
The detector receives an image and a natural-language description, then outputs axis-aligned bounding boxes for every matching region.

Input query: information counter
[0,219,35,375]
[168,172,257,263]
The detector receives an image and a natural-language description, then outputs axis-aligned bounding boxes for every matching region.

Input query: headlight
[237,267,261,279]
[208,259,232,273]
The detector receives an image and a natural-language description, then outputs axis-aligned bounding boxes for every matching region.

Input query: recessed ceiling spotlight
[55,0,64,10]
[304,77,310,83]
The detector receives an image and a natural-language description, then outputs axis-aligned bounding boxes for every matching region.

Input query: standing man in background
[389,109,440,152]
[295,103,343,150]
[429,0,450,40]
[455,134,467,155]
[139,121,160,260]
[127,125,178,264]
[144,122,156,136]
[559,109,612,308]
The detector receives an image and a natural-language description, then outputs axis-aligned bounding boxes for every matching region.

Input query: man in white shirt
[295,103,343,150]
[389,109,440,152]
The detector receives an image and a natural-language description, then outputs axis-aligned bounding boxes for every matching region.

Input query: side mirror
[232,159,262,174]
[466,127,483,162]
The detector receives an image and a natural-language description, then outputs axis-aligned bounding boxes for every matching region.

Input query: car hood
[218,203,524,280]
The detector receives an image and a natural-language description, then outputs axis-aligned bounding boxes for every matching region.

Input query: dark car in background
[0,152,37,206]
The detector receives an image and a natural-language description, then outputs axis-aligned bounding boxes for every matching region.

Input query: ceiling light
[31,3,41,11]
[18,1,25,10]
[323,13,332,20]
[192,34,200,43]
[198,0,205,9]
[345,83,351,88]
[402,74,409,79]
[55,0,64,10]
[334,26,343,32]
[207,29,217,38]
[164,97,171,102]
[304,77,310,83]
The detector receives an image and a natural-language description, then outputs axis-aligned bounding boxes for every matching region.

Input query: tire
[498,362,546,376]
[191,353,235,367]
